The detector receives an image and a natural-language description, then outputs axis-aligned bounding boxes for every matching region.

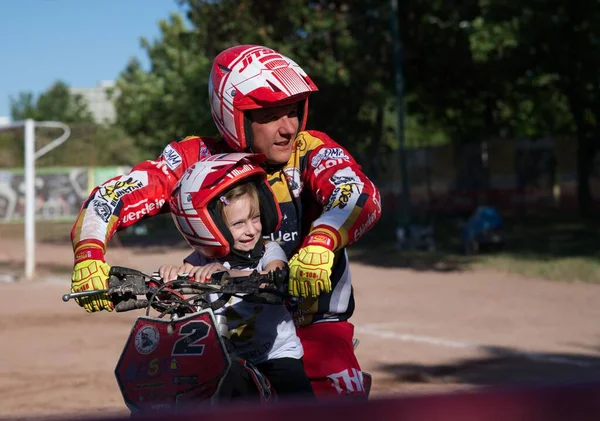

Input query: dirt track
[1,239,600,418]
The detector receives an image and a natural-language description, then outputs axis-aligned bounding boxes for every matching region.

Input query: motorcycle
[63,266,372,411]
[63,266,292,411]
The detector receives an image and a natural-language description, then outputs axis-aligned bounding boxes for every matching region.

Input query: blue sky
[0,0,184,117]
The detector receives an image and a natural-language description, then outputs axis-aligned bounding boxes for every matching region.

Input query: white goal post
[0,119,71,281]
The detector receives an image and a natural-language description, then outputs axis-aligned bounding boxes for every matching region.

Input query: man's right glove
[71,245,113,313]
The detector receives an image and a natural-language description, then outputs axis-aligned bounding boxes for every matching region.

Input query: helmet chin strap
[243,114,254,151]
[226,241,264,270]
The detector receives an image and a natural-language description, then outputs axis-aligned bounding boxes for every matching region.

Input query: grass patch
[349,246,600,284]
[351,211,600,284]
[473,254,600,283]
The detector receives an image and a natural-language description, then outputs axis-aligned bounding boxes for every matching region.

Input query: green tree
[115,1,403,164]
[396,0,577,141]
[467,0,600,214]
[4,81,137,168]
[10,81,94,123]
[115,13,213,155]
[9,92,37,121]
[388,0,600,214]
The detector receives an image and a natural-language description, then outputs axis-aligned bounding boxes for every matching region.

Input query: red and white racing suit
[72,130,382,399]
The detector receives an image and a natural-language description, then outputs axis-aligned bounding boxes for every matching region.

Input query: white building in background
[0,116,10,127]
[70,80,118,125]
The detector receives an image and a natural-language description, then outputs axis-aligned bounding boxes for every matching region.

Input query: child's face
[223,194,262,252]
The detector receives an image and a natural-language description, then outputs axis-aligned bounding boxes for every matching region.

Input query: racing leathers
[71,130,382,398]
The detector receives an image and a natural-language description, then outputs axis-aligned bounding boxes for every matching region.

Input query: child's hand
[158,263,194,281]
[188,263,228,283]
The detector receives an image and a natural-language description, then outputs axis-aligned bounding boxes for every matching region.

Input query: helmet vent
[273,67,309,95]
[267,80,282,93]
[218,64,231,74]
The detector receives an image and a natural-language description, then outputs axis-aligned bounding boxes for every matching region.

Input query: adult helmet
[209,44,318,151]
[170,153,281,258]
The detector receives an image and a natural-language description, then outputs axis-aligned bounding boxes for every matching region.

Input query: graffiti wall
[0,167,129,222]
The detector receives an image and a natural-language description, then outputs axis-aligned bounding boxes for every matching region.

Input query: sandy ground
[1,238,600,418]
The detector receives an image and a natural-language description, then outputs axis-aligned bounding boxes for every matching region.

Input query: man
[71,45,382,398]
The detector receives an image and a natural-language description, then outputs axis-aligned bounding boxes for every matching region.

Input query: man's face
[248,103,300,165]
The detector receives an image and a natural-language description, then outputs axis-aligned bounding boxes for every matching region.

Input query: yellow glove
[288,233,335,298]
[71,246,113,313]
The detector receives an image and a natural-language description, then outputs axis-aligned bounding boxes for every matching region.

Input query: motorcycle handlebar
[62,265,291,313]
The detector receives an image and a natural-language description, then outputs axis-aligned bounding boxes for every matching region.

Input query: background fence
[0,134,593,226]
[361,137,599,217]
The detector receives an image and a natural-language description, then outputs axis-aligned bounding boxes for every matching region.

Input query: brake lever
[62,289,109,302]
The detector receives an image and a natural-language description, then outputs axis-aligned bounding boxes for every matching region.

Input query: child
[162,153,314,399]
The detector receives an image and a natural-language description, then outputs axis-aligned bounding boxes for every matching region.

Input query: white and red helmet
[209,44,319,151]
[169,153,282,258]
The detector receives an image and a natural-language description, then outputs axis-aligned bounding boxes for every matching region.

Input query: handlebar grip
[115,299,149,313]
[110,266,147,277]
[209,271,230,284]
[269,266,289,288]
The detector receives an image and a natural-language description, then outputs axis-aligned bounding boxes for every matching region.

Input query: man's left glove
[71,246,113,313]
[288,233,335,298]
